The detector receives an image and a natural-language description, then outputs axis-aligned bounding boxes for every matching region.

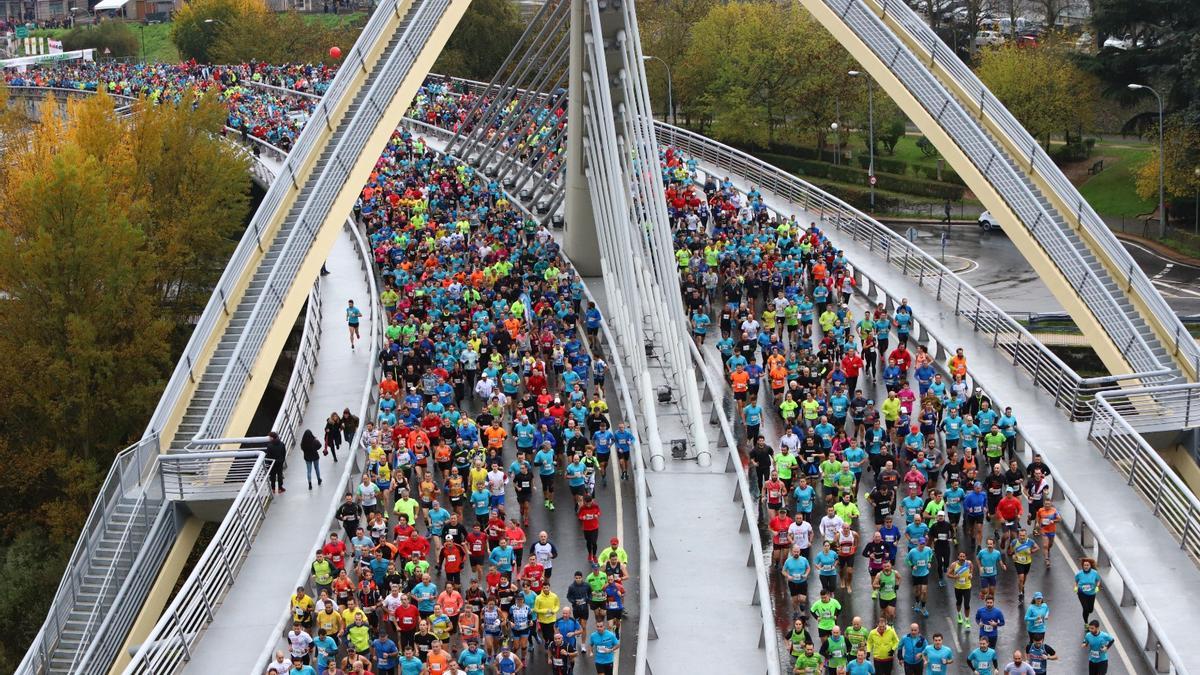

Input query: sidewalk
[180,228,374,673]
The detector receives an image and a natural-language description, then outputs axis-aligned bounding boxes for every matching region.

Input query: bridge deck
[703,161,1200,673]
[180,228,373,673]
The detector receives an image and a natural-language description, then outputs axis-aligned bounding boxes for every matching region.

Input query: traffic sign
[868,175,877,186]
[15,26,28,38]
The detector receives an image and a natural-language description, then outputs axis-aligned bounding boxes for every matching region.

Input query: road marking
[1052,538,1137,674]
[1121,240,1200,270]
[1152,279,1200,299]
[1152,264,1174,279]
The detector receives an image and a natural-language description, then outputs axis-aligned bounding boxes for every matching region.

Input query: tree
[0,530,70,671]
[878,117,909,155]
[637,0,720,122]
[211,11,361,64]
[976,42,1099,147]
[60,20,139,57]
[171,0,269,62]
[433,0,524,80]
[1083,0,1200,127]
[1136,117,1200,202]
[677,2,858,147]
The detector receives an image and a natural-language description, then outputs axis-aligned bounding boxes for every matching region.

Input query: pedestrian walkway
[180,227,374,673]
[694,157,1200,674]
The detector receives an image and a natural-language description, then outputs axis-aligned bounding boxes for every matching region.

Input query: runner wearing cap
[1023,592,1049,642]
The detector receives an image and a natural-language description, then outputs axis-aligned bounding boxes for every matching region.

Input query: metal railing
[250,215,384,672]
[814,0,1166,379]
[193,0,452,442]
[867,0,1200,381]
[141,0,409,443]
[158,451,272,503]
[1089,387,1200,562]
[16,434,164,675]
[124,452,274,674]
[273,278,324,453]
[652,121,1171,419]
[687,339,782,675]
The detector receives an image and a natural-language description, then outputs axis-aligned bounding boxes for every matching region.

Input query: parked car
[975,30,1006,47]
[1103,34,1134,50]
[978,210,1004,232]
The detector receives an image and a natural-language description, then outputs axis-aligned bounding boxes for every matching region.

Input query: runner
[346,299,362,350]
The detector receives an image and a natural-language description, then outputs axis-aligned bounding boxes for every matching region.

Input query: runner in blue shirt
[782,546,811,617]
[977,539,1006,602]
[905,540,934,615]
[920,633,954,675]
[345,299,362,350]
[963,483,989,549]
[311,630,338,673]
[614,423,635,480]
[371,634,399,674]
[589,621,621,673]
[743,400,764,439]
[457,639,489,674]
[967,638,998,675]
[974,597,1006,655]
[1074,559,1102,625]
[898,624,928,670]
[533,444,558,511]
[1081,621,1114,674]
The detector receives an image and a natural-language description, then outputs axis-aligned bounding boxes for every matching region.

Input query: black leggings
[584,529,599,558]
[1079,592,1097,622]
[1089,662,1109,675]
[955,588,971,614]
[269,465,285,491]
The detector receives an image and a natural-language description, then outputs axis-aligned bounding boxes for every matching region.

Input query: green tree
[677,2,858,147]
[976,42,1099,147]
[433,0,524,80]
[1136,117,1200,201]
[60,20,139,57]
[212,11,361,64]
[0,530,70,670]
[637,0,719,122]
[171,0,269,62]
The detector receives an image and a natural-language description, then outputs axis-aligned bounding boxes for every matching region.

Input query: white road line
[1052,538,1137,674]
[1152,264,1174,280]
[1121,241,1200,270]
[1153,279,1200,299]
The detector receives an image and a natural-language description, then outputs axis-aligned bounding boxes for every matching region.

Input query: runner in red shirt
[769,509,793,569]
[577,494,602,562]
[440,537,468,585]
[762,472,786,521]
[841,348,864,395]
[392,595,421,649]
[465,524,489,583]
[322,532,348,574]
[518,557,546,592]
[995,487,1024,548]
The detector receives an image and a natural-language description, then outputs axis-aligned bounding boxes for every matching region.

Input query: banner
[48,39,62,54]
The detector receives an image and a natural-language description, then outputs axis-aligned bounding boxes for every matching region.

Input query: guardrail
[652,121,1171,419]
[868,0,1200,381]
[687,340,782,675]
[142,0,406,443]
[272,278,324,453]
[814,0,1166,378]
[158,451,272,502]
[124,451,274,674]
[1089,387,1200,563]
[251,215,383,672]
[16,434,163,675]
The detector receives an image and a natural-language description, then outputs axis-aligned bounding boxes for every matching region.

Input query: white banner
[48,39,62,54]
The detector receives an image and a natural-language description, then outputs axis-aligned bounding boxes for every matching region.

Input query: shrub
[60,21,138,58]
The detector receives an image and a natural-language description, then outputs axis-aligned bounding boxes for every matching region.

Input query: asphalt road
[709,288,1141,674]
[887,222,1200,316]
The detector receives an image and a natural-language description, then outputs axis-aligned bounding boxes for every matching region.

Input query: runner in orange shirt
[729,364,751,420]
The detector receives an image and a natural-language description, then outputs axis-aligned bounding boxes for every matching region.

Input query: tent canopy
[93,0,132,11]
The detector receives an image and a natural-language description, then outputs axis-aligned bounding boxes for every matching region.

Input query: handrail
[686,339,782,675]
[251,215,382,672]
[14,434,161,675]
[271,278,325,453]
[194,0,445,442]
[142,0,405,443]
[1091,383,1200,432]
[124,452,273,674]
[869,0,1200,381]
[812,0,1165,378]
[1090,387,1200,561]
[652,121,1171,419]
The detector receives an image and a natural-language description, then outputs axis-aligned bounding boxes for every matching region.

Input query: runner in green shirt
[844,617,870,654]
[820,628,851,671]
[775,448,799,483]
[820,457,842,498]
[811,589,842,636]
[780,395,800,422]
[983,427,1006,462]
[793,643,824,675]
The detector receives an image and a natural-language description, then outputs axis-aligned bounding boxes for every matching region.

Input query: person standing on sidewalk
[265,431,287,494]
[301,429,323,490]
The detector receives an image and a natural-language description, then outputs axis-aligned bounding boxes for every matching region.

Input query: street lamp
[642,55,673,125]
[849,69,876,210]
[1193,166,1199,235]
[1128,83,1166,237]
[830,122,840,166]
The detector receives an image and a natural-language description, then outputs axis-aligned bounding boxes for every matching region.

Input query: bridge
[10,0,1200,673]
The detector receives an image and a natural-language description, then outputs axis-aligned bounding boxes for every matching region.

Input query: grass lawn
[1078,145,1154,218]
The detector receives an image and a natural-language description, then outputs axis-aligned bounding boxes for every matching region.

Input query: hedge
[756,152,966,201]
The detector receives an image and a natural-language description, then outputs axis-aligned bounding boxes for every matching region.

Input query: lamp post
[642,54,673,124]
[1128,83,1166,238]
[849,69,875,210]
[1194,166,1199,235]
[830,122,840,166]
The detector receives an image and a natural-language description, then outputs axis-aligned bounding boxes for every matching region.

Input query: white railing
[688,340,782,675]
[653,121,1171,419]
[124,451,274,674]
[1089,386,1200,562]
[15,434,164,675]
[272,278,324,453]
[868,0,1200,381]
[251,214,383,673]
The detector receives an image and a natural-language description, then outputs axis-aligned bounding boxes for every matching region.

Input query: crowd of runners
[266,124,635,675]
[655,148,1119,675]
[7,62,1127,675]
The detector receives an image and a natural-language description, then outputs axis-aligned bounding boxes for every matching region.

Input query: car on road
[978,210,1004,233]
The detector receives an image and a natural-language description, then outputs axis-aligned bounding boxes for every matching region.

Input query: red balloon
[329,46,342,60]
